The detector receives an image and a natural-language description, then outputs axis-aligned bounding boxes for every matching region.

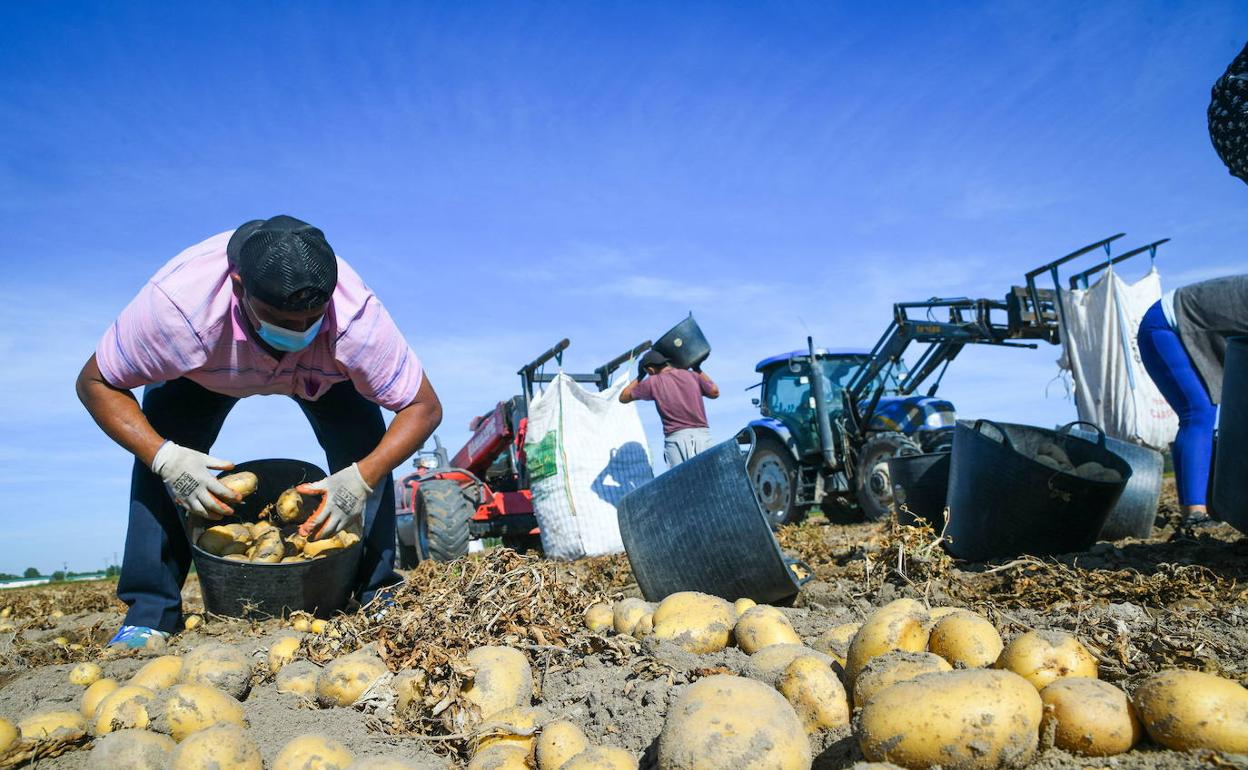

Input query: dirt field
[1,480,1245,769]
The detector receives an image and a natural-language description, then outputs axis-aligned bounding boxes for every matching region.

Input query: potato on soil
[463,646,533,719]
[184,614,203,630]
[81,677,120,718]
[845,599,930,686]
[68,661,102,686]
[779,655,851,732]
[853,651,953,708]
[317,650,390,708]
[17,710,86,741]
[658,674,811,770]
[994,629,1097,690]
[734,597,757,616]
[273,733,354,770]
[536,719,591,770]
[744,644,837,687]
[275,486,307,524]
[171,723,263,770]
[276,660,320,698]
[467,743,529,770]
[157,683,247,741]
[346,759,423,770]
[1131,669,1248,753]
[858,669,1042,770]
[197,524,251,556]
[561,745,639,769]
[650,592,735,654]
[94,684,157,734]
[268,635,302,674]
[0,717,16,753]
[130,654,183,689]
[634,612,654,637]
[1040,677,1140,756]
[394,669,427,717]
[812,622,860,666]
[927,611,1003,669]
[91,728,176,770]
[473,704,549,755]
[180,642,252,699]
[613,598,650,636]
[584,602,613,632]
[735,604,802,654]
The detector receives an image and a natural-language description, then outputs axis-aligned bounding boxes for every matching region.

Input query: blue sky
[1,1,1245,574]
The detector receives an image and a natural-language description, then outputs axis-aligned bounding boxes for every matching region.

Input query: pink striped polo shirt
[96,230,423,410]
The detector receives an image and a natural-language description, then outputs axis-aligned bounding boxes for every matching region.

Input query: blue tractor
[746,235,1138,524]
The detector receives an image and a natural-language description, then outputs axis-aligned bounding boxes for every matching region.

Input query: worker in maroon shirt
[620,350,719,468]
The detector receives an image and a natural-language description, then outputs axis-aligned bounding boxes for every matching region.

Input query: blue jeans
[117,377,400,632]
[1138,301,1216,507]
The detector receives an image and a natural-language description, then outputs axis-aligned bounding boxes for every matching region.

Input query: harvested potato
[197,524,251,557]
[853,650,953,708]
[68,662,102,686]
[317,650,390,708]
[247,528,286,563]
[858,669,1042,769]
[91,729,176,769]
[275,487,307,524]
[81,677,120,718]
[130,655,183,689]
[463,646,533,720]
[735,605,803,654]
[346,759,423,770]
[651,592,735,654]
[181,642,252,699]
[268,636,302,674]
[223,554,250,562]
[1040,677,1140,756]
[290,614,313,633]
[94,684,157,734]
[537,719,591,770]
[744,644,836,687]
[926,606,965,624]
[275,660,320,698]
[812,621,860,666]
[157,683,247,741]
[473,705,548,755]
[17,710,86,741]
[467,743,529,770]
[734,597,757,617]
[304,536,348,558]
[273,734,354,770]
[562,745,639,769]
[658,675,810,770]
[994,630,1097,690]
[634,612,654,637]
[845,599,930,686]
[0,718,16,754]
[338,531,361,548]
[1131,669,1248,753]
[613,598,650,636]
[184,614,203,630]
[171,723,263,770]
[220,471,258,499]
[584,602,613,633]
[394,670,427,717]
[779,656,851,732]
[928,611,1003,669]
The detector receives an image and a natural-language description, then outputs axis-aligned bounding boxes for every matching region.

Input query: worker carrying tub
[75,216,443,648]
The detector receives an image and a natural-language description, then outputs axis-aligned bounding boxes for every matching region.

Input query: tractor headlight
[417,456,439,469]
[925,411,955,428]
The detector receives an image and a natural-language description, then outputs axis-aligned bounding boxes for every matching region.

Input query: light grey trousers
[663,427,713,468]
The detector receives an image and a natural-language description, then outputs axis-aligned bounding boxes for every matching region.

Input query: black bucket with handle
[1063,422,1163,541]
[1213,336,1248,534]
[652,314,711,371]
[888,451,950,530]
[190,458,361,619]
[945,420,1131,561]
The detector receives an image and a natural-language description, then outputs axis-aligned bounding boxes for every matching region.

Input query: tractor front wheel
[855,432,921,521]
[748,436,806,528]
[415,479,472,562]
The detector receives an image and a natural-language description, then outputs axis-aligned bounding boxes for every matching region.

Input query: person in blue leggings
[1138,274,1248,525]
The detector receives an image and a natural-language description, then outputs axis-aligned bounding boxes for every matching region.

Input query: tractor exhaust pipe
[807,336,837,469]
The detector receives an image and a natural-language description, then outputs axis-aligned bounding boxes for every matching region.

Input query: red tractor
[395,338,651,566]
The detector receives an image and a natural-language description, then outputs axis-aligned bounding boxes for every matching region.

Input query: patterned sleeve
[333,294,425,411]
[96,282,207,389]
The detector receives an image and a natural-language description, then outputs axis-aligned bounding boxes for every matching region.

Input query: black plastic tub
[888,451,950,530]
[1213,336,1248,534]
[945,420,1131,561]
[652,314,711,371]
[191,458,361,620]
[1063,422,1162,541]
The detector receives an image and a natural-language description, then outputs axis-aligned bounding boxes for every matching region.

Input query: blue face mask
[247,299,324,352]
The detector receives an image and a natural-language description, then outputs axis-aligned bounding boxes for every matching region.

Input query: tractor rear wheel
[415,479,472,562]
[748,436,806,528]
[855,432,922,521]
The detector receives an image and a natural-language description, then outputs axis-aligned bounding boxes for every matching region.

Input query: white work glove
[297,463,372,540]
[151,441,238,519]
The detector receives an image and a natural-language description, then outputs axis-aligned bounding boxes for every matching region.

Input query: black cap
[1210,40,1248,183]
[227,215,338,311]
[640,350,668,370]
